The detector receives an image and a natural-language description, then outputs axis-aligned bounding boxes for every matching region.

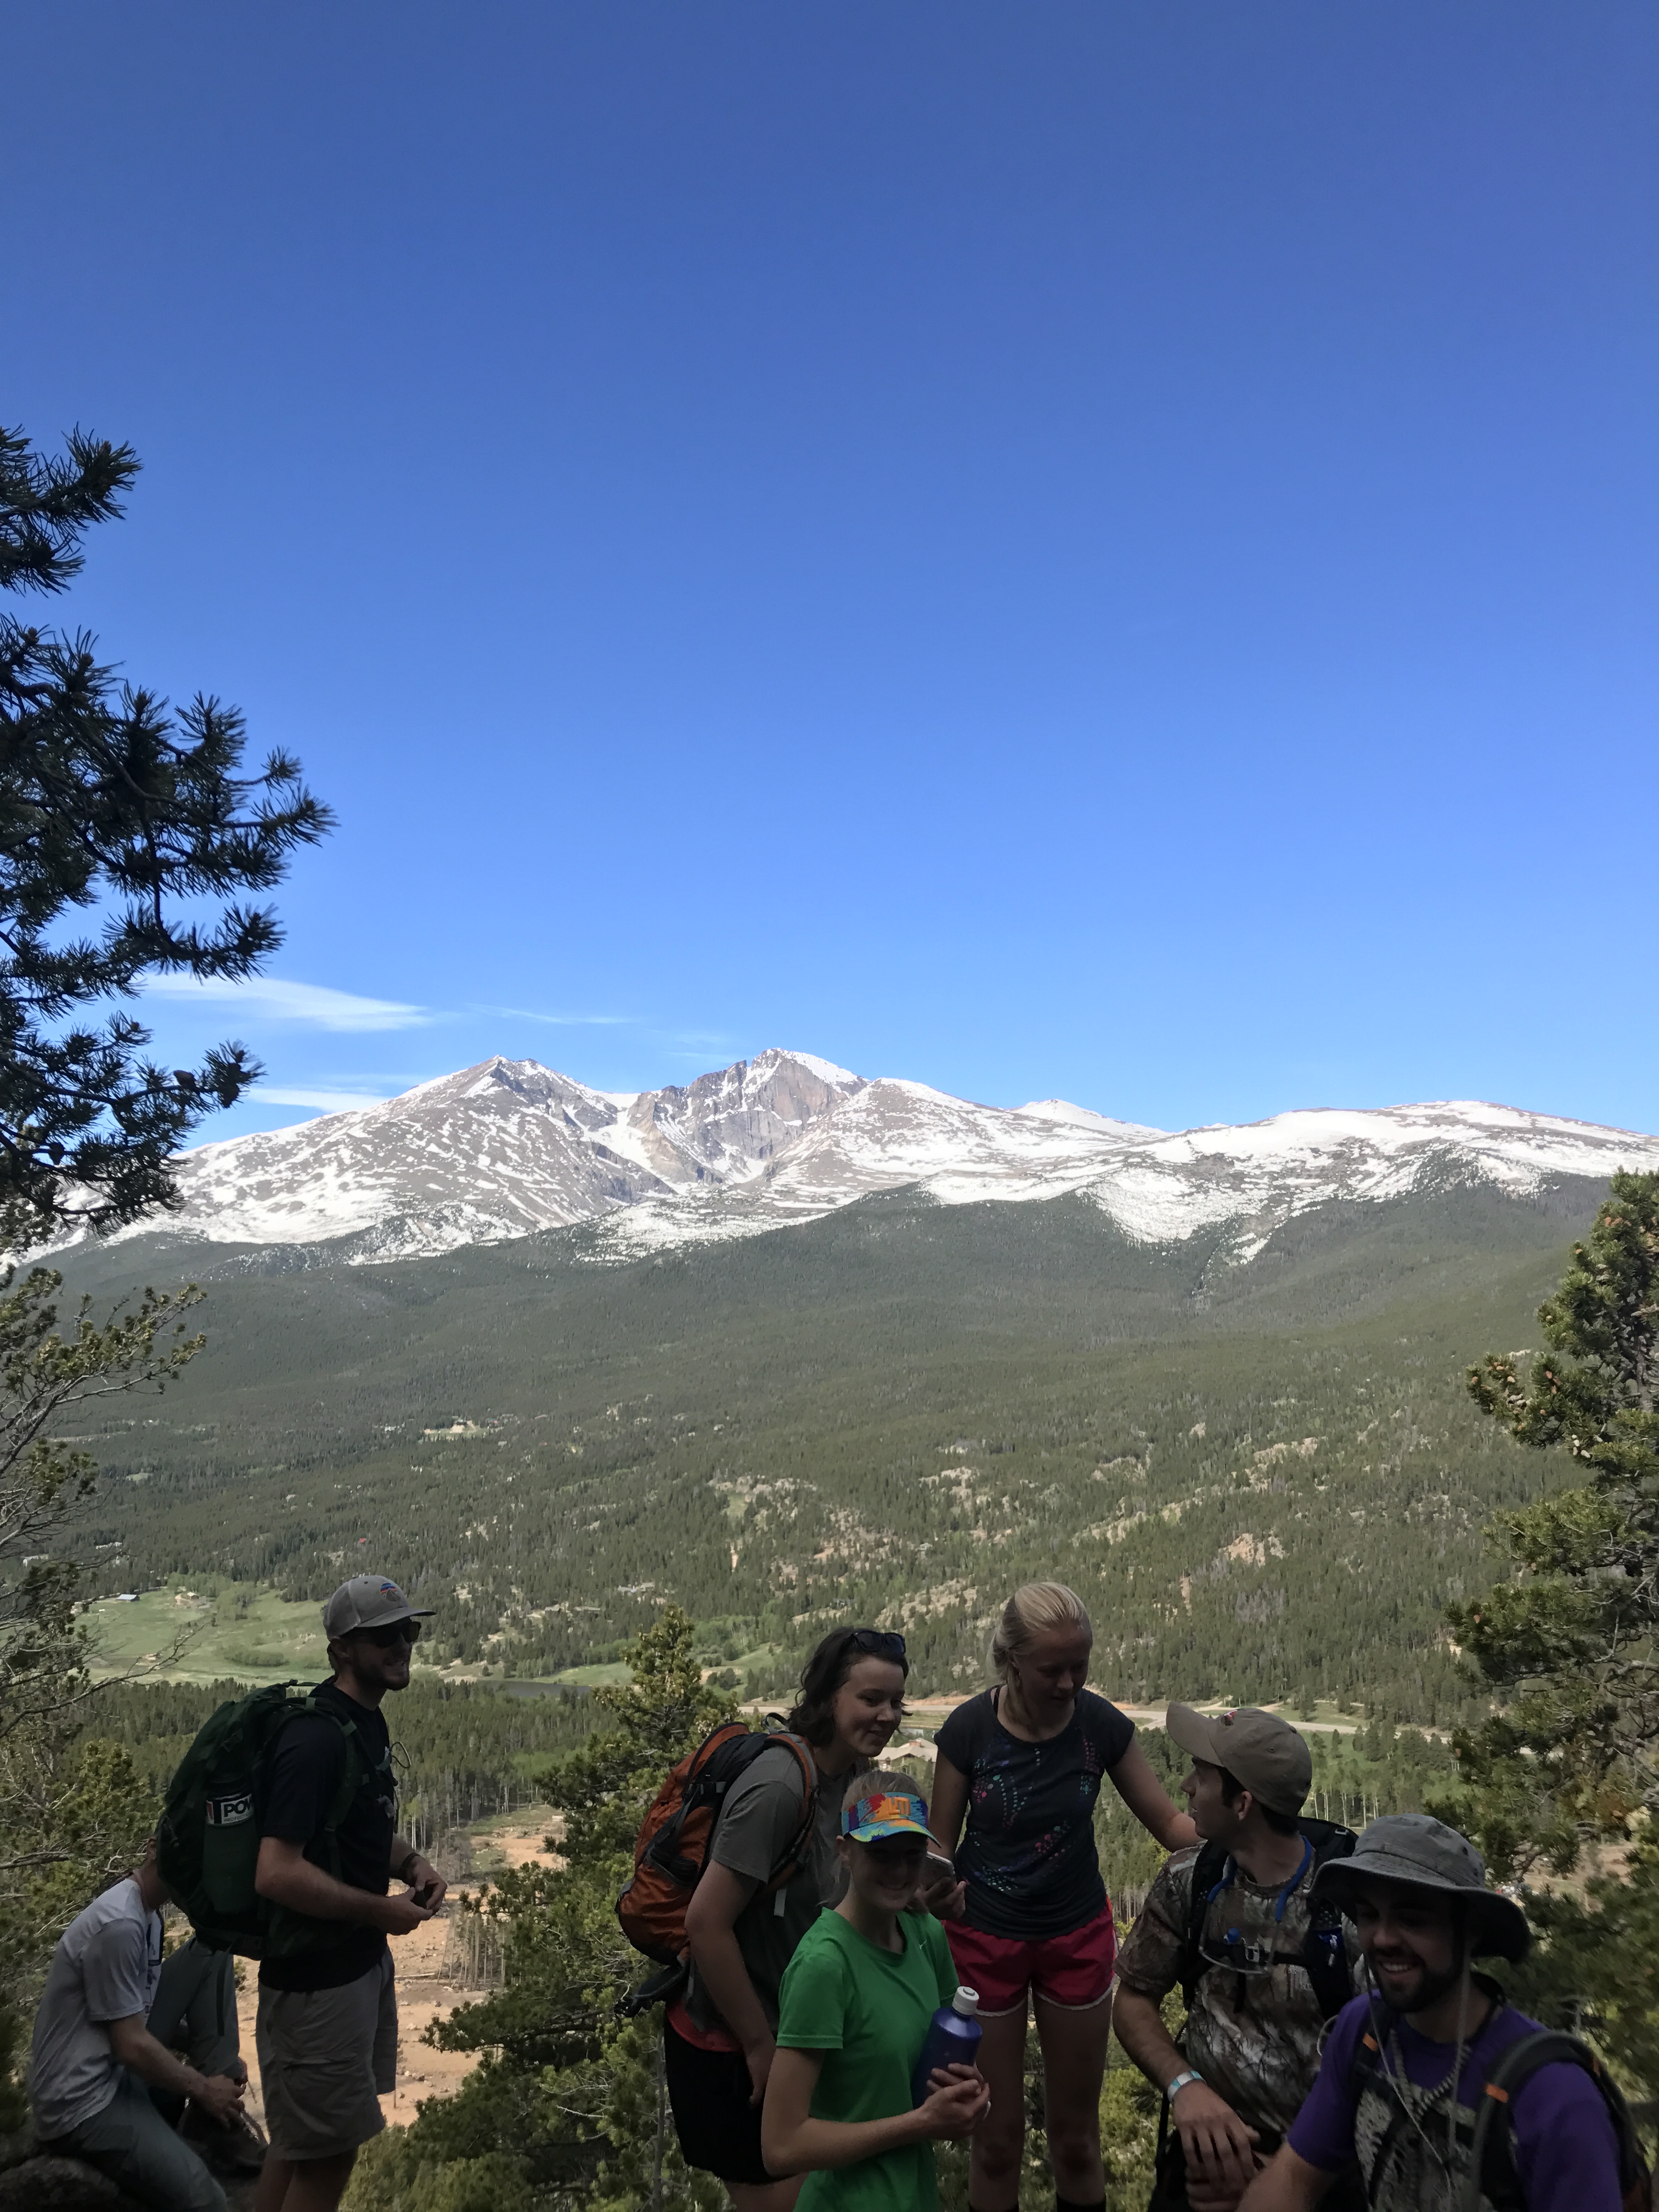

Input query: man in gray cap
[1115,1706,1364,2212]
[252,1576,445,2212]
[1240,1814,1623,2212]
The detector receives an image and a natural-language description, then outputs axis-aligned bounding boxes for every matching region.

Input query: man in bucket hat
[1116,1706,1364,2212]
[1239,1814,1623,2212]
[252,1577,444,2212]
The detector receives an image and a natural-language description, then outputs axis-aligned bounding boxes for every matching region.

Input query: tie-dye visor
[843,1791,932,1843]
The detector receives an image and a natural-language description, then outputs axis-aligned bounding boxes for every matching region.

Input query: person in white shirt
[29,1837,248,2211]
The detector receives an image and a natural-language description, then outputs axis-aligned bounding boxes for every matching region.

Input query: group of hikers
[24,1573,1644,2212]
[29,1575,445,2212]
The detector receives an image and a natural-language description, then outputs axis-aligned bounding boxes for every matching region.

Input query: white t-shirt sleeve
[80,1905,156,2024]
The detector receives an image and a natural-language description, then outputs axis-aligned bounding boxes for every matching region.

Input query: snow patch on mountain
[1017,1099,1167,1141]
[61,1054,1659,1267]
[1079,1102,1659,1260]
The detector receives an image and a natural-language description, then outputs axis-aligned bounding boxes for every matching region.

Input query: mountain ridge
[67,1048,1659,1266]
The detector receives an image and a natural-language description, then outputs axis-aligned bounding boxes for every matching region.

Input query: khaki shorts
[256,1950,396,2161]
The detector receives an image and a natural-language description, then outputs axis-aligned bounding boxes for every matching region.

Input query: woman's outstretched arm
[1109,1739,1198,1850]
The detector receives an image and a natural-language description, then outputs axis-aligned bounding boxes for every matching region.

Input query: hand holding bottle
[913,2062,989,2141]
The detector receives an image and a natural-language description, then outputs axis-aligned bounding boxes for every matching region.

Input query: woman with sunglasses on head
[928,1583,1197,2212]
[668,1627,911,2212]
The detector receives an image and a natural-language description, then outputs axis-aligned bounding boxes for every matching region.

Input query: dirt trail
[233,1820,563,2134]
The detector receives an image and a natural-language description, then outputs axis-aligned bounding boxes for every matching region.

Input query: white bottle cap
[952,1986,979,2016]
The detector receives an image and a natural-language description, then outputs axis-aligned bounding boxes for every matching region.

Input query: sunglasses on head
[358,1619,421,1647]
[845,1628,906,1662]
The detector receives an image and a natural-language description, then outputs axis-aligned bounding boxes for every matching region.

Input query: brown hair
[787,1628,909,1748]
[1217,1765,1302,1838]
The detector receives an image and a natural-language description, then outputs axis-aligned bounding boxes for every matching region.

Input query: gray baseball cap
[1312,1813,1530,1963]
[1166,1703,1312,1816]
[323,1575,435,1639]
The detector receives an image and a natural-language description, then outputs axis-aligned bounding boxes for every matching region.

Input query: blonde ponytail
[989,1581,1093,1685]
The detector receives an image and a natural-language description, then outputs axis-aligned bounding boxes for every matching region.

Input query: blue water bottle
[911,1984,983,2106]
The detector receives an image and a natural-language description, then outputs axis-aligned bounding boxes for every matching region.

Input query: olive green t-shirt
[775,1908,960,2212]
[682,1745,855,2038]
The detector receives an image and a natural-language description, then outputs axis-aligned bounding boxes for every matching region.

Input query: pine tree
[346,1608,729,2212]
[1435,1175,1659,2101]
[1446,1170,1659,1878]
[0,419,331,2117]
[0,423,331,1240]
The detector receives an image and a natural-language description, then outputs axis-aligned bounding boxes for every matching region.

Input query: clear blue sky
[9,3,1656,1139]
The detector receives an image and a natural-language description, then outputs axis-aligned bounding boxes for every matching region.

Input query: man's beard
[1372,1950,1468,2015]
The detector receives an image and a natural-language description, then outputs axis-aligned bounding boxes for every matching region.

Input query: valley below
[57,1161,1616,1729]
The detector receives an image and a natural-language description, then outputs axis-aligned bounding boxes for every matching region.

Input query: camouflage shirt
[1115,1844,1364,2140]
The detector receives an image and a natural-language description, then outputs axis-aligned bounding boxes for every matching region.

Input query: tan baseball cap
[323,1575,435,1638]
[1166,1703,1312,1816]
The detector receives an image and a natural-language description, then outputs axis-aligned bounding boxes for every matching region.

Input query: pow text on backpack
[156,1682,365,1959]
[617,1720,819,1969]
[1179,1819,1358,2022]
[1346,1999,1652,2212]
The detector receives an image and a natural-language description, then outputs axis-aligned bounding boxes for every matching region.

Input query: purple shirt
[1288,1995,1621,2212]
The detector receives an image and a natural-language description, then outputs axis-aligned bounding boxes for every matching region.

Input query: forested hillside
[54,1176,1607,1723]
[92,1676,595,1851]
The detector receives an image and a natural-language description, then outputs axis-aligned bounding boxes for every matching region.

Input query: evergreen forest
[54,1172,1609,1726]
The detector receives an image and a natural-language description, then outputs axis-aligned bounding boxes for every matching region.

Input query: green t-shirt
[775,1907,960,2212]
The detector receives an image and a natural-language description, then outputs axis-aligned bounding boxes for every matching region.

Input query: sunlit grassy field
[83,1579,329,1683]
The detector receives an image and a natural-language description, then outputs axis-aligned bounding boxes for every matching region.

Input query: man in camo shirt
[1115,1707,1364,2212]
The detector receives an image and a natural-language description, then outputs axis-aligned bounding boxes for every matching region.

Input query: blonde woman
[928,1582,1196,2212]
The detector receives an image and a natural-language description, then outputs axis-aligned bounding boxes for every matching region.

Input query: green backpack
[156,1681,366,1957]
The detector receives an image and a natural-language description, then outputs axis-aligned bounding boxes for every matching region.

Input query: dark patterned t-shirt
[935,1688,1134,1939]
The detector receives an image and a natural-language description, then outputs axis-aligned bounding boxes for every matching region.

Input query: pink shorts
[945,1901,1117,2017]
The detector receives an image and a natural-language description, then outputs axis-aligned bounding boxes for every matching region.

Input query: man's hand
[1188,2164,1261,2212]
[1173,2080,1260,2199]
[742,2032,777,2106]
[371,1891,437,1936]
[914,2063,990,2141]
[399,1851,447,1911]
[194,2072,246,2126]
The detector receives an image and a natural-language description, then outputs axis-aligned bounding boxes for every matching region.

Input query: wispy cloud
[484,1006,634,1027]
[257,1086,393,1112]
[144,977,433,1032]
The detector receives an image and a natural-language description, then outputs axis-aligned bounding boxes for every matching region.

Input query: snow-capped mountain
[1076,1101,1659,1263]
[78,1052,1659,1265]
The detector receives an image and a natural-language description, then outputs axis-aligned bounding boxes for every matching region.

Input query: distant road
[746,1694,1375,1739]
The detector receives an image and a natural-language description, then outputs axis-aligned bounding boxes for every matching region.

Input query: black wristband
[397,1850,421,1884]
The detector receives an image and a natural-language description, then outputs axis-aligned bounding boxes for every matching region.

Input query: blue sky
[9,3,1656,1140]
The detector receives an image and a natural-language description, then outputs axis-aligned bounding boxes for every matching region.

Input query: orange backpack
[617,1720,820,1968]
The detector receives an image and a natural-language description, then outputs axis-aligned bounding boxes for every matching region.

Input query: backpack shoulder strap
[1346,2001,1398,2096]
[756,1731,820,1892]
[1180,1840,1231,2010]
[1299,1824,1359,2019]
[1347,2001,1412,2207]
[297,1693,368,1880]
[1470,2030,1651,2212]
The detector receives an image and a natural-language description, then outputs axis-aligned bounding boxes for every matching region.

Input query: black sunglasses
[845,1628,906,1662]
[358,1619,421,1647]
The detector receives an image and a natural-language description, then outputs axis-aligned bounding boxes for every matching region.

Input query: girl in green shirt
[763,1772,990,2212]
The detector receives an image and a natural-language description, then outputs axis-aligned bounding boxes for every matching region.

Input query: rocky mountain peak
[65,1053,1659,1267]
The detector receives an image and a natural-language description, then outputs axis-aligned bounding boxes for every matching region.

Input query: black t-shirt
[258,1682,396,1991]
[935,1686,1135,1939]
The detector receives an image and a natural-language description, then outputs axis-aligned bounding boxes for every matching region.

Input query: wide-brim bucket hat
[1311,1813,1530,1963]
